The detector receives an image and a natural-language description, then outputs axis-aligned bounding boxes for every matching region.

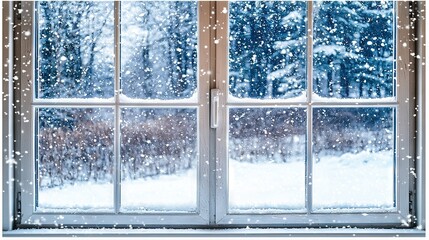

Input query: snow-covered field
[38,151,394,213]
[229,150,394,212]
[229,159,306,212]
[312,151,394,211]
[38,169,197,212]
[120,169,197,212]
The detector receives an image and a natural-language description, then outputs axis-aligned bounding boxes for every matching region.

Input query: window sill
[2,228,425,238]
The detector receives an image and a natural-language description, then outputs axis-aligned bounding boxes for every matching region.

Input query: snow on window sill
[2,228,425,238]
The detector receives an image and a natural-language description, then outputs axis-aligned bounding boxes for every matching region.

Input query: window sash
[18,1,211,226]
[214,1,413,226]
[14,0,415,228]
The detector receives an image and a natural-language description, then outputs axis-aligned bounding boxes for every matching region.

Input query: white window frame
[2,0,425,231]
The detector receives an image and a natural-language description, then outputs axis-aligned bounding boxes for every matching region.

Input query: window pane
[313,108,395,211]
[36,108,114,211]
[229,108,306,212]
[229,1,307,100]
[37,2,114,99]
[120,108,197,212]
[313,1,394,99]
[121,1,198,100]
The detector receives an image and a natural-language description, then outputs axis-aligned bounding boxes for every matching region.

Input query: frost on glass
[229,108,306,212]
[121,108,197,212]
[121,1,197,100]
[36,108,114,211]
[313,1,394,99]
[229,1,307,99]
[37,2,114,99]
[313,108,395,211]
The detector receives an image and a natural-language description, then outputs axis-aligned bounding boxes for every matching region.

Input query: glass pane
[313,108,395,211]
[121,108,197,212]
[36,108,114,211]
[121,1,198,100]
[313,1,394,99]
[229,1,307,100]
[37,2,114,99]
[229,108,306,212]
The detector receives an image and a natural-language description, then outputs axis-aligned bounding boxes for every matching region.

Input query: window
[2,0,424,231]
[215,0,416,226]
[17,1,209,226]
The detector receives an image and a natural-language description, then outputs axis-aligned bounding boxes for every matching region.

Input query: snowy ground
[229,150,394,213]
[38,150,394,213]
[229,159,306,213]
[312,151,394,211]
[38,169,197,212]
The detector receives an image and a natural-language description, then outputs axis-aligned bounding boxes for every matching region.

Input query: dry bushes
[38,110,197,188]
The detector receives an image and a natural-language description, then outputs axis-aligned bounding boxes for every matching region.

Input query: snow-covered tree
[313,1,393,98]
[121,1,197,99]
[38,1,114,99]
[229,1,306,99]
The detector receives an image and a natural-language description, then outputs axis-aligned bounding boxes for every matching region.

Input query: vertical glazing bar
[20,0,37,222]
[198,0,212,223]
[396,1,412,220]
[306,1,314,214]
[215,0,229,222]
[209,0,218,224]
[2,1,14,230]
[416,1,426,230]
[113,1,121,213]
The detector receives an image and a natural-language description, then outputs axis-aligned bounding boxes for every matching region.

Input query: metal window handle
[211,89,220,128]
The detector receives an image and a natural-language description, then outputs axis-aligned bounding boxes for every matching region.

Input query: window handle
[211,89,220,128]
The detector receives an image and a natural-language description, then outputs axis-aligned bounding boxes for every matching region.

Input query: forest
[36,1,394,189]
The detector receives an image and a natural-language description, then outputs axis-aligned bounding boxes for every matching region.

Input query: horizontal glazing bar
[32,102,200,108]
[227,102,398,108]
[33,99,116,105]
